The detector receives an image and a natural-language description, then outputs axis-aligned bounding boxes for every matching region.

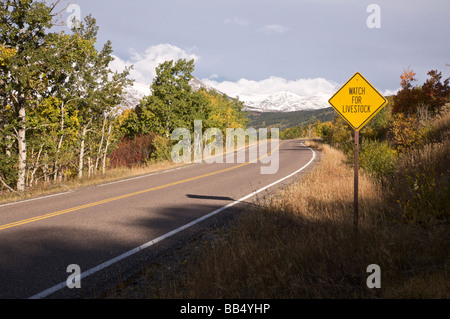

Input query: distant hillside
[241,91,331,113]
[246,107,336,130]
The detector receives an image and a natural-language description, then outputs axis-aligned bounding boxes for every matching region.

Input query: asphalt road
[0,139,318,299]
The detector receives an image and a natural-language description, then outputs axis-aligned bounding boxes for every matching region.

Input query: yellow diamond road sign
[328,72,388,131]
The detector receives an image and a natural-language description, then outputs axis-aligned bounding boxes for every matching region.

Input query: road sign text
[343,105,371,113]
[328,72,387,131]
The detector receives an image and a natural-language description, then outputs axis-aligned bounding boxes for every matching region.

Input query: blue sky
[55,0,450,97]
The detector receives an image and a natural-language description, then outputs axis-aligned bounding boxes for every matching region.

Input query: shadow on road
[0,200,244,299]
[186,194,235,201]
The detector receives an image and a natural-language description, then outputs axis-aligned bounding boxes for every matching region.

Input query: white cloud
[110,44,340,99]
[261,24,290,35]
[224,17,250,27]
[383,88,400,96]
[202,76,338,98]
[110,44,200,84]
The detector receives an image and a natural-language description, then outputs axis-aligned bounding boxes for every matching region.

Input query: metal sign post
[354,130,359,233]
[328,72,388,233]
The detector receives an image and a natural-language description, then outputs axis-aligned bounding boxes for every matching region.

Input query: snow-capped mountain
[189,78,219,93]
[189,79,331,112]
[240,91,331,113]
[120,78,216,111]
[119,82,151,112]
[120,78,332,113]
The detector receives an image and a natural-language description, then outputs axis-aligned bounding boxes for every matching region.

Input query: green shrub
[0,153,18,191]
[280,126,304,140]
[359,138,398,180]
[150,135,172,163]
[387,139,450,225]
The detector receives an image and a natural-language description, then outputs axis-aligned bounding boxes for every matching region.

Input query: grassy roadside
[106,141,448,299]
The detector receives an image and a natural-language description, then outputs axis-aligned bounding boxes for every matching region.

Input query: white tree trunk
[54,102,65,181]
[102,122,113,175]
[95,115,107,173]
[17,105,27,192]
[87,156,92,179]
[5,135,12,158]
[78,125,87,180]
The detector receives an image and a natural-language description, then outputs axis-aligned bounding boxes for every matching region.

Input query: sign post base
[354,130,359,233]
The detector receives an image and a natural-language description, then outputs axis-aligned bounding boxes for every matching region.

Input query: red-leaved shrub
[109,134,156,168]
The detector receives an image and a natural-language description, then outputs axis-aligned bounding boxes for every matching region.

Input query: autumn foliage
[317,68,449,225]
[393,69,450,115]
[109,134,156,168]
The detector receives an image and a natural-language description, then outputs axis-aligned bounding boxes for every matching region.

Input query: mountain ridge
[121,78,332,113]
[240,91,331,113]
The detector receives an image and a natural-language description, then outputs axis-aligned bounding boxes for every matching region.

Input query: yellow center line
[0,141,286,231]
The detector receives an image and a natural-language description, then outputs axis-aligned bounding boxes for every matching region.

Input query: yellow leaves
[0,45,18,66]
[206,93,246,130]
[208,95,219,108]
[117,109,133,126]
[70,110,80,128]
[391,113,430,152]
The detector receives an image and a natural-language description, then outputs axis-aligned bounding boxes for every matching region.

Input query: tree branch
[0,176,17,193]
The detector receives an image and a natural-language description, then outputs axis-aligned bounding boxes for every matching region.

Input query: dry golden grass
[135,142,449,299]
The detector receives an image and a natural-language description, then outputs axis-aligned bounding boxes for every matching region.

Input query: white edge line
[99,143,260,187]
[96,164,197,187]
[3,144,262,207]
[0,165,196,208]
[0,191,75,208]
[28,144,316,300]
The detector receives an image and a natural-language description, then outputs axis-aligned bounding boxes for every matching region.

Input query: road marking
[96,164,197,187]
[28,143,316,299]
[0,143,261,206]
[0,141,283,231]
[97,143,260,187]
[0,163,248,231]
[0,191,75,208]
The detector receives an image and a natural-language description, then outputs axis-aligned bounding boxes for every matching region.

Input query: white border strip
[28,144,316,299]
[0,166,194,209]
[0,191,75,208]
[2,144,261,208]
[96,164,196,187]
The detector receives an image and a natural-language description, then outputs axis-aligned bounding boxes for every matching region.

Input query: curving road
[0,139,318,299]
